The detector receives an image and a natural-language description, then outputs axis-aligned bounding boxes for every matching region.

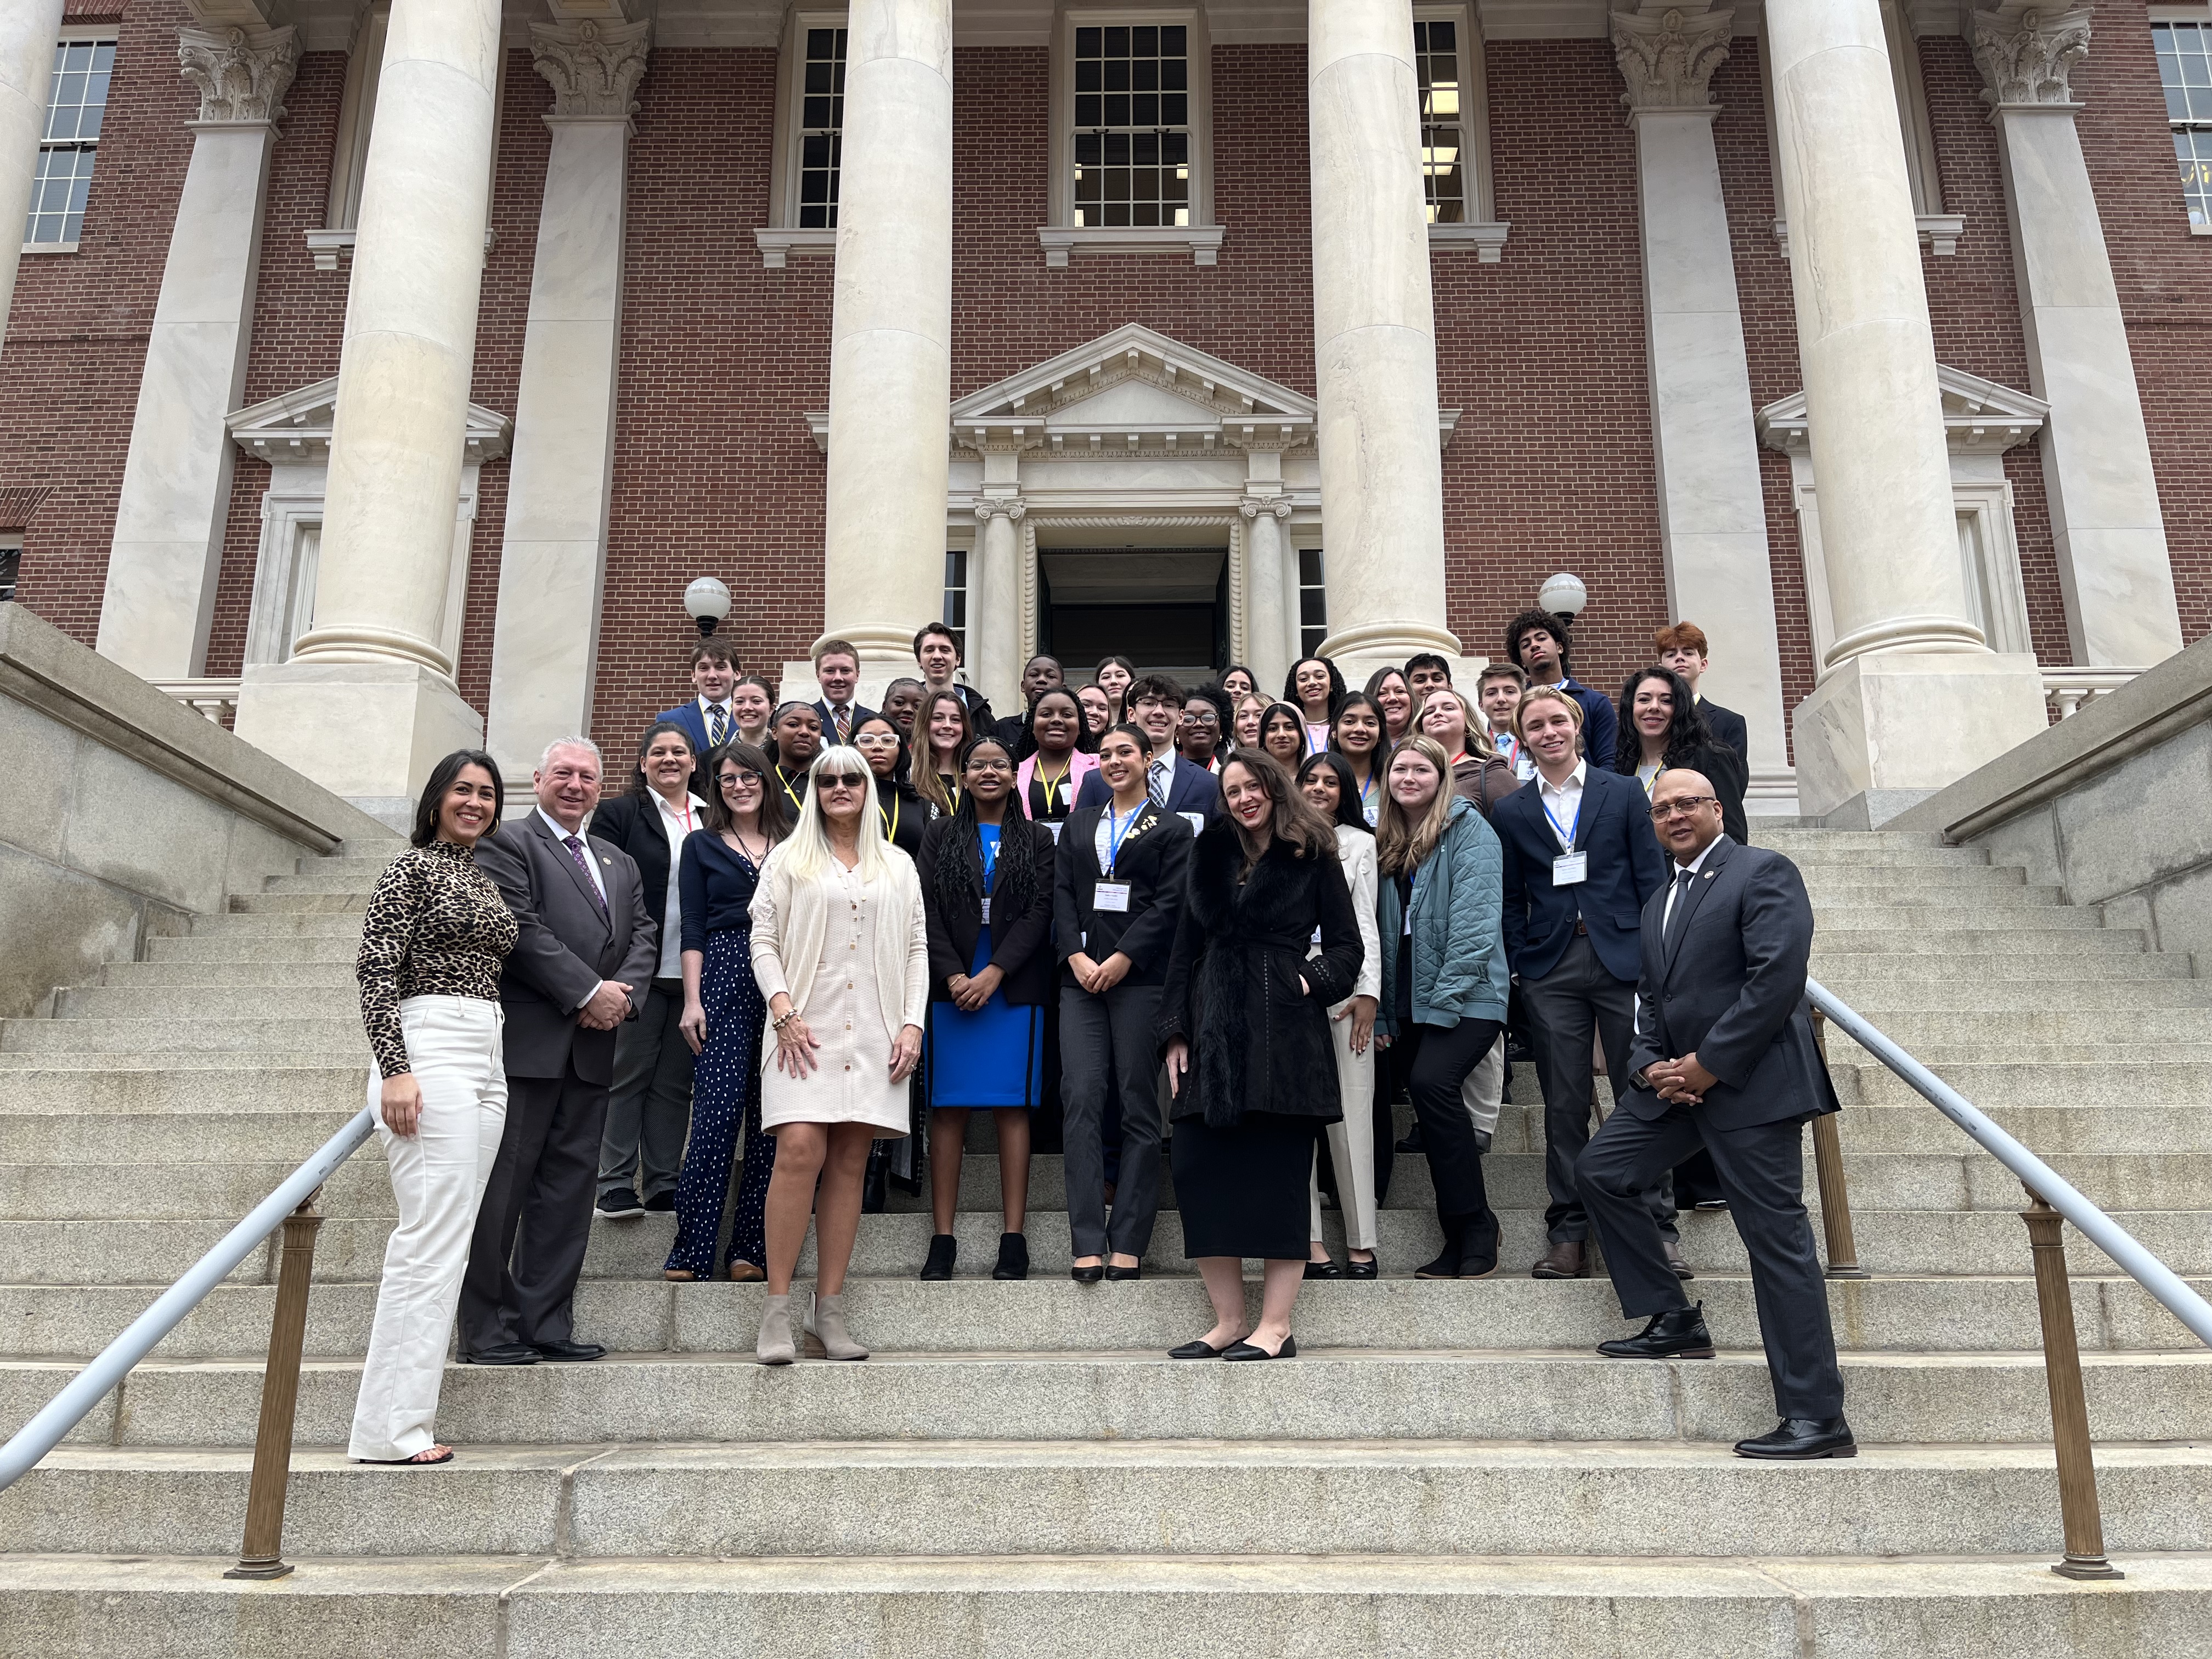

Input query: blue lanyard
[1542,787,1583,850]
[1104,803,1139,876]
[980,830,998,894]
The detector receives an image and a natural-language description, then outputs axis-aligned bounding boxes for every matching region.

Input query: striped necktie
[708,703,729,747]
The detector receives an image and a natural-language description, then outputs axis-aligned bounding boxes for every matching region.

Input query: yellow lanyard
[1035,758,1071,816]
[777,768,804,811]
[877,791,900,843]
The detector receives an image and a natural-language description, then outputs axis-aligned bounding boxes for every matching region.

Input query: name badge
[1179,811,1205,836]
[980,897,991,923]
[1094,881,1132,913]
[1553,851,1589,886]
[1043,821,1063,844]
[1311,926,1323,946]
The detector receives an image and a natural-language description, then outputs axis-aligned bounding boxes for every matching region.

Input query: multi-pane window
[1414,20,1465,224]
[1074,25,1190,228]
[1297,548,1327,658]
[943,550,968,657]
[0,537,21,604]
[2156,21,2212,227]
[797,27,846,230]
[26,39,114,246]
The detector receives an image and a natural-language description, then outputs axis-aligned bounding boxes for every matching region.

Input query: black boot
[861,1143,889,1214]
[1414,1215,1465,1280]
[919,1233,957,1280]
[1596,1303,1716,1359]
[992,1232,1029,1281]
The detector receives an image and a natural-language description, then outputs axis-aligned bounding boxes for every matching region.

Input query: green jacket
[1376,795,1510,1035]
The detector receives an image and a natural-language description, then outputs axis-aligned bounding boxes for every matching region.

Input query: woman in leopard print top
[348,749,517,1469]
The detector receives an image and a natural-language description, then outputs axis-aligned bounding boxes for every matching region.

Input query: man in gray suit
[461,737,658,1364]
[1576,769,1853,1460]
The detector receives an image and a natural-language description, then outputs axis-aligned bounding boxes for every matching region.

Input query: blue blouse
[678,832,764,953]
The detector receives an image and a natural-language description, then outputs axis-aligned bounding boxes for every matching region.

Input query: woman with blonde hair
[1374,735,1510,1280]
[1419,687,1516,820]
[748,746,929,1363]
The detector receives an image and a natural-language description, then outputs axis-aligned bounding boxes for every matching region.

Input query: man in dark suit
[1072,672,1221,826]
[462,737,659,1365]
[810,637,875,748]
[1577,768,1852,1460]
[1495,685,1674,1279]
[1504,607,1617,770]
[1656,621,1748,764]
[655,641,739,786]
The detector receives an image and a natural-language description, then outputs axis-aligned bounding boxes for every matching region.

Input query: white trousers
[1310,1004,1379,1250]
[1463,1034,1505,1139]
[348,996,506,1462]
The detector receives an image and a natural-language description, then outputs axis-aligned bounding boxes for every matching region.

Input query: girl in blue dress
[916,735,1059,1281]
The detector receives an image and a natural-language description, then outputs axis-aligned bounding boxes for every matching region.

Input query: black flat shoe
[1104,1262,1142,1281]
[1221,1334,1297,1361]
[1735,1417,1857,1459]
[919,1233,957,1281]
[1304,1257,1344,1279]
[1345,1255,1379,1280]
[992,1232,1029,1281]
[1168,1338,1232,1359]
[1070,1263,1105,1283]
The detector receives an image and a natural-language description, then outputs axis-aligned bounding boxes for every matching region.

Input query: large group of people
[347,608,1852,1466]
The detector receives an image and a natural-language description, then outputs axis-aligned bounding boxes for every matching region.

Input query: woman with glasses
[1615,666,1749,844]
[917,735,1059,1281]
[854,714,927,858]
[667,742,793,1283]
[749,747,929,1362]
[1178,688,1228,772]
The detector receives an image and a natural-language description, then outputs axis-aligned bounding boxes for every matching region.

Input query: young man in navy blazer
[1494,685,1675,1280]
[809,637,876,748]
[654,641,738,787]
[1073,672,1221,826]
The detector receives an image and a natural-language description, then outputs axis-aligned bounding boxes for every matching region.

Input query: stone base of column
[1791,651,2047,826]
[234,659,486,830]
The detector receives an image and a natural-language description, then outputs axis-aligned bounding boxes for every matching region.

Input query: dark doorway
[1039,547,1226,683]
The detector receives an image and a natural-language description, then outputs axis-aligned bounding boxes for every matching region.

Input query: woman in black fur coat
[1157,751,1364,1361]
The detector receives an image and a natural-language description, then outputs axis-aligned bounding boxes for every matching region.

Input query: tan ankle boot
[804,1291,869,1361]
[755,1293,795,1365]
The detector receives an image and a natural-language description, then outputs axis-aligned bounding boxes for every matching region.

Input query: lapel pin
[1704,870,1717,879]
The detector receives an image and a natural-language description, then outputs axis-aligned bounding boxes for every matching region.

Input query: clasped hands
[1643,1051,1718,1105]
[576,980,633,1030]
[946,963,1005,1012]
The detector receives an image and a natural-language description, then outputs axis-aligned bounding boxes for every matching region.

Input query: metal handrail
[1808,978,2212,1349]
[0,1105,376,1493]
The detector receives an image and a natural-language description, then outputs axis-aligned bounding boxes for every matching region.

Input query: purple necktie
[563,834,608,917]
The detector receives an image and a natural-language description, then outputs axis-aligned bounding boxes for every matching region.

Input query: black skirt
[1172,1113,1318,1260]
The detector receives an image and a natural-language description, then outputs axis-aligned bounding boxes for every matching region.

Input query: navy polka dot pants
[664,928,771,1278]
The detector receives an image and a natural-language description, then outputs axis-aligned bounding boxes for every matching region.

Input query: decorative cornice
[529,16,651,122]
[228,376,512,468]
[1610,7,1731,112]
[1757,364,2049,458]
[1239,495,1292,521]
[1970,6,2092,108]
[177,24,299,126]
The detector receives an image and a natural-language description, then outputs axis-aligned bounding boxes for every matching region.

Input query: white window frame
[22,27,118,255]
[0,531,22,603]
[2151,5,2212,233]
[1413,4,1497,217]
[762,5,851,267]
[323,2,390,235]
[942,546,970,659]
[1042,5,1220,267]
[1296,546,1328,660]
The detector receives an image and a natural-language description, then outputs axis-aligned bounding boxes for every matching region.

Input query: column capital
[973,496,1028,522]
[177,22,299,126]
[1239,494,1292,521]
[1970,5,2092,109]
[529,16,651,122]
[1610,7,1733,113]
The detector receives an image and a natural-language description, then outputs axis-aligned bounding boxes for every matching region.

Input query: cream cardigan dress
[749,841,930,1136]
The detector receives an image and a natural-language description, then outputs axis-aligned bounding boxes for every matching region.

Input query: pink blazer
[1015,749,1099,815]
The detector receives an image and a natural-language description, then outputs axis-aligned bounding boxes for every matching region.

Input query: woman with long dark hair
[349,749,515,1465]
[1093,655,1137,723]
[913,687,974,820]
[668,741,794,1282]
[1220,664,1258,703]
[1257,701,1308,771]
[1294,753,1384,1279]
[1613,665,1748,843]
[1329,691,1387,827]
[588,720,707,1219]
[854,714,926,858]
[917,735,1059,1280]
[1285,656,1346,757]
[1158,752,1363,1360]
[1014,686,1097,842]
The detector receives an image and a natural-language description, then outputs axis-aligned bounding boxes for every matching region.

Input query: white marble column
[972,497,1024,715]
[484,18,649,790]
[233,0,500,820]
[1611,8,1788,791]
[1241,494,1293,697]
[1971,5,2183,670]
[814,0,953,681]
[1307,0,1465,684]
[94,23,298,680]
[1768,0,2045,823]
[0,0,66,331]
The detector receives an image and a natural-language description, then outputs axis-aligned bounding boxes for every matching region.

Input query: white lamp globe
[1538,572,1589,617]
[684,576,733,636]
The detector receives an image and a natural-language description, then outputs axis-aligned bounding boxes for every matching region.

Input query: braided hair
[928,734,1039,931]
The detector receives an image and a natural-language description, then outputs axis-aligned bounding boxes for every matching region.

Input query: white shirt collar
[537,806,587,843]
[1537,759,1587,796]
[1674,833,1728,877]
[653,791,707,826]
[698,694,731,715]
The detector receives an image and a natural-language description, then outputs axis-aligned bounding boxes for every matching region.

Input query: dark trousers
[1521,933,1675,1243]
[1577,1102,1846,1419]
[1059,981,1165,1258]
[599,979,695,1201]
[1402,1016,1503,1234]
[460,1058,608,1353]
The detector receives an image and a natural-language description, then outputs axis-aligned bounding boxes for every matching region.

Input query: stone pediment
[1756,365,2048,458]
[228,377,514,468]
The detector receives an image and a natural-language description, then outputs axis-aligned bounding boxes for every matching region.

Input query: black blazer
[917,816,1059,1006]
[1073,753,1221,822]
[1053,802,1192,986]
[587,792,697,953]
[874,779,927,859]
[1617,740,1750,846]
[1624,834,1839,1133]
[1697,697,1749,766]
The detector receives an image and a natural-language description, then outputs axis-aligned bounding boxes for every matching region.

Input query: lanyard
[1104,801,1140,876]
[1541,785,1583,850]
[1035,758,1071,816]
[877,790,900,844]
[777,768,804,811]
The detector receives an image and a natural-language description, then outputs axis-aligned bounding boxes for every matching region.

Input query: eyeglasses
[818,773,869,789]
[720,770,764,787]
[966,757,1014,774]
[1649,797,1719,821]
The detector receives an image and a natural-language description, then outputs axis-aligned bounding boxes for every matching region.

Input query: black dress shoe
[919,1233,957,1281]
[1345,1255,1379,1280]
[1395,1124,1425,1154]
[1596,1304,1716,1360]
[462,1342,539,1365]
[1662,1239,1694,1281]
[641,1190,675,1214]
[1735,1417,1857,1459]
[1070,1263,1105,1283]
[1304,1257,1344,1279]
[1103,1262,1142,1282]
[1221,1334,1297,1361]
[1167,1338,1231,1359]
[531,1338,605,1362]
[595,1188,643,1220]
[991,1232,1029,1281]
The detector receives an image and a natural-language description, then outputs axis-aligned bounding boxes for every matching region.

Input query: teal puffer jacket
[1376,795,1510,1036]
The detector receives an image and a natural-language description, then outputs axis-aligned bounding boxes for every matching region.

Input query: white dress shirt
[1536,759,1588,850]
[1661,833,1727,934]
[648,791,706,979]
[697,695,735,748]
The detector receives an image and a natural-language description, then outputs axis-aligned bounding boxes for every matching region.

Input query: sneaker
[596,1187,644,1220]
[641,1190,675,1214]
